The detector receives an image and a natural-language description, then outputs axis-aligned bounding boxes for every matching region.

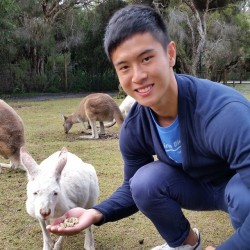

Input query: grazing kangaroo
[0,99,25,173]
[63,93,124,139]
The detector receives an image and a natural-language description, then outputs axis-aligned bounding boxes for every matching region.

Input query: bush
[69,70,119,92]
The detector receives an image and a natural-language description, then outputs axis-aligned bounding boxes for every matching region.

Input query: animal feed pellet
[60,217,79,228]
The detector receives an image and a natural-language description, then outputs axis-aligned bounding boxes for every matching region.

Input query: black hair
[104,4,170,61]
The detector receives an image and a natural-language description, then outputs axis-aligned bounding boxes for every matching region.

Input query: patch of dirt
[63,131,119,141]
[10,104,33,109]
[77,131,119,140]
[99,133,119,140]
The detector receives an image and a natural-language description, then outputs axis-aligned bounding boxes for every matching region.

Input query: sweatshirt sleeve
[93,114,154,225]
[205,101,250,186]
[205,101,250,250]
[92,181,139,225]
[216,214,250,250]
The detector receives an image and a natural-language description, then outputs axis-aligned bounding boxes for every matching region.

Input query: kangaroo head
[62,115,73,134]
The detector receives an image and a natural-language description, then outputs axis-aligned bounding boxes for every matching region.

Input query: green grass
[0,84,249,249]
[233,83,250,99]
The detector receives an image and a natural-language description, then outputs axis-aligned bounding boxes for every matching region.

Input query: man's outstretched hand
[46,207,103,236]
[206,246,216,250]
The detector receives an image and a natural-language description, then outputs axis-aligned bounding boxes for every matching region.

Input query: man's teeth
[137,86,151,93]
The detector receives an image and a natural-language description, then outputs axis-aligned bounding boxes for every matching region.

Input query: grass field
[0,84,249,250]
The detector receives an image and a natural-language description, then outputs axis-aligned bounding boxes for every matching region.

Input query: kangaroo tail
[104,120,116,128]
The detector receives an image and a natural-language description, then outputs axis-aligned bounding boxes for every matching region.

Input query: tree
[167,0,248,76]
[0,0,18,53]
[0,0,20,65]
[41,0,99,24]
[11,0,98,92]
[71,0,127,75]
[0,0,21,93]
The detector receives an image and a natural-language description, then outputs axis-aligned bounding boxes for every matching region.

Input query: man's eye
[120,66,128,71]
[143,56,151,62]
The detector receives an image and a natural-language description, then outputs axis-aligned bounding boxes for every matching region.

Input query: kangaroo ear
[61,113,67,121]
[20,146,39,178]
[76,115,82,123]
[55,147,68,180]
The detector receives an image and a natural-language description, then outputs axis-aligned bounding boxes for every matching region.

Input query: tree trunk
[64,52,68,92]
[183,0,209,76]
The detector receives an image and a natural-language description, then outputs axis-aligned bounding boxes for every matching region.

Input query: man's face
[111,32,176,109]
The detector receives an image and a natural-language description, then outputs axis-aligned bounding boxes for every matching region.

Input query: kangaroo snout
[40,208,51,218]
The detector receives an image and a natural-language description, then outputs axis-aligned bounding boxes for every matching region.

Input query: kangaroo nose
[40,208,51,218]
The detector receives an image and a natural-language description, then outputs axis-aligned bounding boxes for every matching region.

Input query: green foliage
[193,0,246,11]
[69,69,119,92]
[128,0,154,6]
[167,0,250,76]
[0,0,19,32]
[10,58,63,93]
[71,0,127,75]
[10,59,30,93]
[234,10,250,44]
[47,75,63,93]
[0,0,19,65]
[0,0,249,93]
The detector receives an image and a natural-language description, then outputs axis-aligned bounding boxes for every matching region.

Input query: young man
[47,4,250,250]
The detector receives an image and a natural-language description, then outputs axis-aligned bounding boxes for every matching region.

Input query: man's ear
[167,41,176,67]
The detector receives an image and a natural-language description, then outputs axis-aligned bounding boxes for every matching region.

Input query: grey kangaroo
[63,93,124,139]
[0,99,25,172]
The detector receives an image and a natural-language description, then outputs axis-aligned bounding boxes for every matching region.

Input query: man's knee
[130,161,171,210]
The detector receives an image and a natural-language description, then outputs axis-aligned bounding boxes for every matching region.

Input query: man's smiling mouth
[136,84,154,93]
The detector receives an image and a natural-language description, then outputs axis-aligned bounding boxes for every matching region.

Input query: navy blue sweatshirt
[93,74,250,249]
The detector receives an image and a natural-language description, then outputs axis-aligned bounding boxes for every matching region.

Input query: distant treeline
[0,0,249,94]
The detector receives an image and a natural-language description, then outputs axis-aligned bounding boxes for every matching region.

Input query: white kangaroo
[20,146,99,250]
[63,93,124,139]
[0,99,25,173]
[119,95,136,117]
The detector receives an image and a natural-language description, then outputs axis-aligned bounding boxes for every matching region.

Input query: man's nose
[132,66,147,84]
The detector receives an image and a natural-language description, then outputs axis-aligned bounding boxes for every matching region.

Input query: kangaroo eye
[33,192,38,195]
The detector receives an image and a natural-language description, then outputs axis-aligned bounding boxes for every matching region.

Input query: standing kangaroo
[0,99,25,172]
[63,93,124,139]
